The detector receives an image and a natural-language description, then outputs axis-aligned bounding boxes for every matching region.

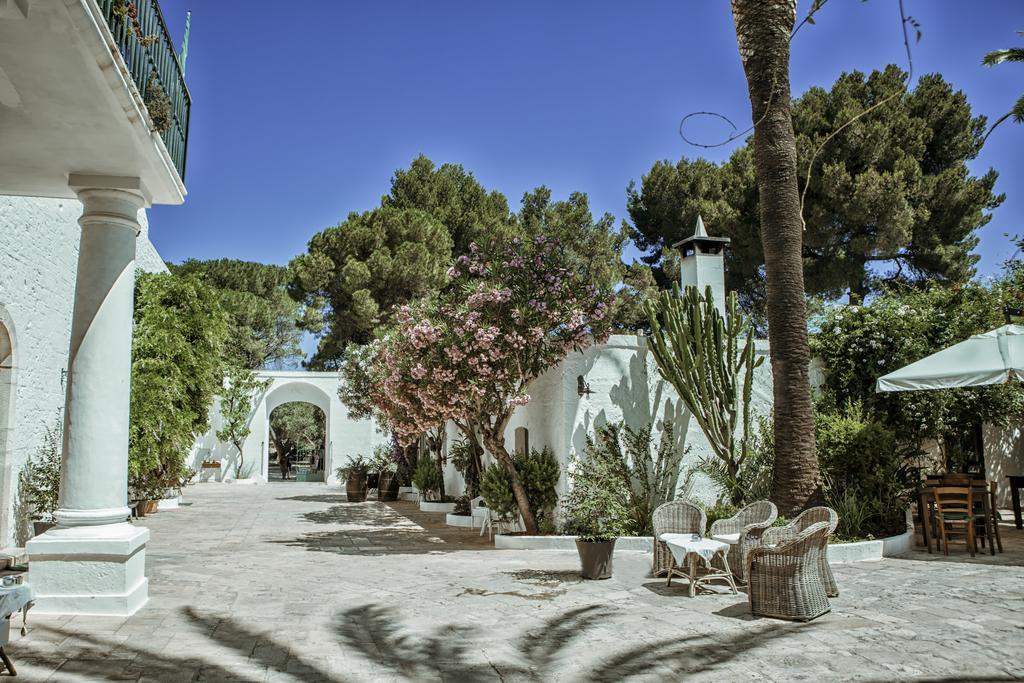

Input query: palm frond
[983,47,1024,66]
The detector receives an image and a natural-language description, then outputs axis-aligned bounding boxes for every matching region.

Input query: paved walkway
[11,482,1024,682]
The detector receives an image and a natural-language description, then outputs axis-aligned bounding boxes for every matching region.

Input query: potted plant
[412,456,443,502]
[372,445,399,502]
[337,455,371,503]
[19,422,61,537]
[562,472,628,580]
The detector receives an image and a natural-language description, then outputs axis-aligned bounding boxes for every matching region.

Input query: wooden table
[1009,475,1024,529]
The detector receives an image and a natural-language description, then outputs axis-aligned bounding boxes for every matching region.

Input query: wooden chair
[933,486,993,557]
[652,501,706,577]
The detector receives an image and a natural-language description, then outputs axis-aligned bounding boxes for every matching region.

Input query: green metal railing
[97,0,191,181]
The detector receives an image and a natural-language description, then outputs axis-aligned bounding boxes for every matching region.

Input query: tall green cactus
[644,285,764,503]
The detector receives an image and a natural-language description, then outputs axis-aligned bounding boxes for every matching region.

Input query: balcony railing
[97,0,191,182]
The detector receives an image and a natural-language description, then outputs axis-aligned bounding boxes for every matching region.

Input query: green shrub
[480,447,560,527]
[480,465,517,520]
[816,404,921,539]
[564,421,690,537]
[702,502,739,532]
[19,418,62,522]
[412,455,443,498]
[698,414,774,506]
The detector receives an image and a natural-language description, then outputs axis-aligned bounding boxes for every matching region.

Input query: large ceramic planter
[576,538,616,580]
[346,473,368,502]
[377,472,399,501]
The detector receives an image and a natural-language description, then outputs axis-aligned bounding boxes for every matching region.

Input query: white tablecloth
[660,533,729,567]
[0,584,32,618]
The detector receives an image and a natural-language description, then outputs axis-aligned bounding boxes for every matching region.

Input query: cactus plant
[644,284,764,504]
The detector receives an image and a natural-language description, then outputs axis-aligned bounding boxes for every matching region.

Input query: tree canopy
[292,156,637,368]
[169,259,307,370]
[629,66,1003,313]
[288,206,454,368]
[130,272,228,495]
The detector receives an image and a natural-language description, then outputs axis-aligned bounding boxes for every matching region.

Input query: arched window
[514,426,529,456]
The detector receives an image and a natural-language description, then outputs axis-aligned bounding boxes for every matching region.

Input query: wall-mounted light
[577,375,593,397]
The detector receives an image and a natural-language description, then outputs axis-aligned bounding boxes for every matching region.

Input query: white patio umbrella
[876,324,1024,392]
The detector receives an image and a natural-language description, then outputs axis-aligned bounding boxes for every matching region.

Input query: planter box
[495,526,915,564]
[419,501,456,513]
[495,535,653,552]
[157,496,182,511]
[827,526,914,564]
[398,486,419,502]
[445,513,476,528]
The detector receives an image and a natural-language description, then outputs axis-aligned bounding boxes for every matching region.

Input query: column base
[26,522,149,616]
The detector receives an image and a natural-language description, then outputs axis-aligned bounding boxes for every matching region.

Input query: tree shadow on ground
[16,601,796,682]
[269,503,492,556]
[276,494,350,504]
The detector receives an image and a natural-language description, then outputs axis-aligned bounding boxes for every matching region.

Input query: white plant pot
[419,501,456,513]
[445,513,476,528]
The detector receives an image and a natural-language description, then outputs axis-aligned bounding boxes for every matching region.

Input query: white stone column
[27,176,151,616]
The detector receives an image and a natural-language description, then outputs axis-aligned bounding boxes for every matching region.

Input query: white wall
[188,371,390,484]
[0,195,165,546]
[440,334,774,511]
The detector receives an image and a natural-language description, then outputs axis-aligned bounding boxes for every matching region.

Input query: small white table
[660,533,738,597]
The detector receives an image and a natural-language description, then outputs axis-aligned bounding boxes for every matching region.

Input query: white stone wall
[440,334,774,511]
[0,195,165,546]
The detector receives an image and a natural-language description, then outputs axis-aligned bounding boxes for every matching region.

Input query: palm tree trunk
[731,0,819,515]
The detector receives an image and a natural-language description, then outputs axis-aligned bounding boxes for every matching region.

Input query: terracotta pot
[346,473,368,502]
[377,471,399,501]
[145,500,159,514]
[576,538,616,580]
[134,500,148,518]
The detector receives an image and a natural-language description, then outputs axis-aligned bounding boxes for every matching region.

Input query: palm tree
[729,0,820,515]
[982,31,1024,142]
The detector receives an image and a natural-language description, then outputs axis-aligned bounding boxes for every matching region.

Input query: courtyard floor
[10,482,1024,682]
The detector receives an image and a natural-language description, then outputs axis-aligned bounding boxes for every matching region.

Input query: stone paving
[10,482,1024,682]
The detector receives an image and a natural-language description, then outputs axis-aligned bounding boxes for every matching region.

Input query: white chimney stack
[673,215,730,317]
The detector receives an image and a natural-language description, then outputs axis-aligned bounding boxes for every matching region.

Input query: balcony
[97,0,190,181]
[0,0,191,205]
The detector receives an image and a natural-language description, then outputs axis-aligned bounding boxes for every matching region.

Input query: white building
[0,0,190,615]
[190,218,775,509]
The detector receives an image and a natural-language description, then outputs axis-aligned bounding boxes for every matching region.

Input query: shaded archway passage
[268,401,326,482]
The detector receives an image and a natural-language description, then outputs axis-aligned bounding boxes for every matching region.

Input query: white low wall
[494,529,914,564]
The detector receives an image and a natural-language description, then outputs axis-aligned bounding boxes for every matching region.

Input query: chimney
[672,215,730,317]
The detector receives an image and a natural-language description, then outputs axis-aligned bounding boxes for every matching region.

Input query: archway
[261,380,333,483]
[268,401,327,482]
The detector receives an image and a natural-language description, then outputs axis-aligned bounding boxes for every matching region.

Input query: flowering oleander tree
[371,235,615,532]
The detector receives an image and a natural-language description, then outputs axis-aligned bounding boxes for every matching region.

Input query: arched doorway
[261,380,333,483]
[269,401,327,482]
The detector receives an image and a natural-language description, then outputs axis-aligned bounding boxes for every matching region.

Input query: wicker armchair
[747,521,832,621]
[652,501,706,577]
[762,506,839,597]
[709,500,778,583]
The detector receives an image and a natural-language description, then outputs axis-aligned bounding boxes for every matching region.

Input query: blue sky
[151,0,1023,280]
